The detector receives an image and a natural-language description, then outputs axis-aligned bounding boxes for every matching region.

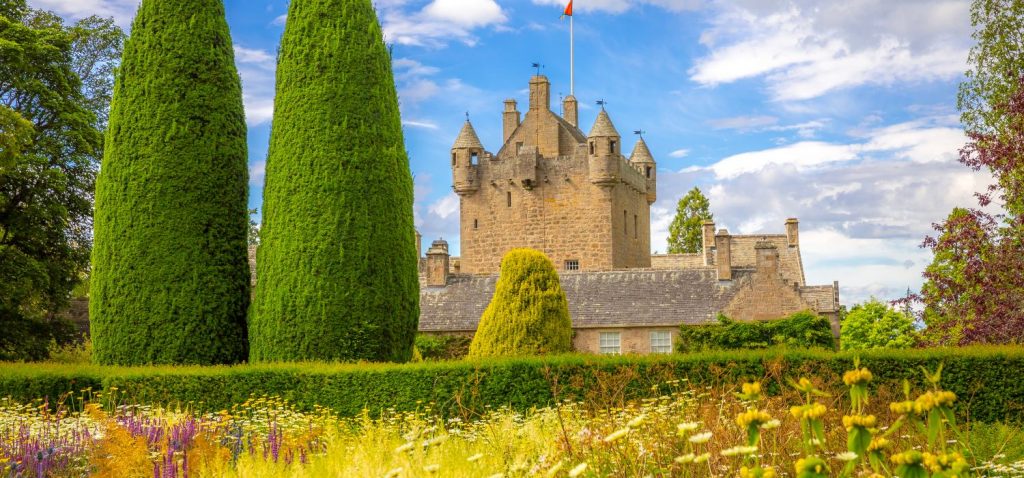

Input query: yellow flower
[890,450,924,465]
[867,437,891,452]
[674,453,695,464]
[843,368,873,386]
[740,466,777,478]
[736,409,772,428]
[689,431,713,444]
[603,428,630,443]
[567,463,588,478]
[694,452,711,463]
[677,422,700,434]
[721,445,758,457]
[760,419,781,430]
[545,462,564,477]
[841,414,877,431]
[794,456,829,475]
[742,382,762,396]
[627,414,646,428]
[790,403,827,420]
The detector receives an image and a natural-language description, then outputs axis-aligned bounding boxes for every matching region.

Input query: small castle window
[589,142,595,155]
[473,218,478,229]
[623,210,628,234]
[610,140,617,154]
[634,215,638,239]
[599,332,620,354]
[650,331,672,353]
[565,259,579,271]
[470,151,479,166]
[507,191,512,207]
[451,152,456,166]
[645,166,652,178]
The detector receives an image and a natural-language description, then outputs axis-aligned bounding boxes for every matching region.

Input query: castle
[418,75,840,354]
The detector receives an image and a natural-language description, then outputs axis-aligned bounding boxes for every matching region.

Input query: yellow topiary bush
[468,249,573,358]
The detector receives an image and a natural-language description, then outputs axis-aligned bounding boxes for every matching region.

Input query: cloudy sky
[34,0,991,305]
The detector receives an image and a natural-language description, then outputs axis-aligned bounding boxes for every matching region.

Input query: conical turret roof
[452,120,483,149]
[588,109,620,138]
[629,137,655,163]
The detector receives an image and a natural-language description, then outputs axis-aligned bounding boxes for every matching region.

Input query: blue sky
[34,0,991,305]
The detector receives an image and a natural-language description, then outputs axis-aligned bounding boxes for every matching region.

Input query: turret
[562,95,578,128]
[452,119,483,195]
[587,109,621,186]
[629,137,656,204]
[502,99,520,143]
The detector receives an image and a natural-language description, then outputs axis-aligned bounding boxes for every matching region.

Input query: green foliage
[919,207,985,345]
[247,208,260,246]
[958,0,1024,216]
[249,0,418,363]
[415,334,472,361]
[666,187,713,254]
[90,0,250,365]
[1,347,1023,423]
[46,338,92,364]
[0,1,119,361]
[468,249,573,358]
[840,298,916,350]
[677,310,835,352]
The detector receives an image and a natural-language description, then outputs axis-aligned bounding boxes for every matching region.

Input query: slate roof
[419,268,741,332]
[452,120,483,149]
[588,110,620,137]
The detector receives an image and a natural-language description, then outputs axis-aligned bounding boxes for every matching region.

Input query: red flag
[562,0,573,17]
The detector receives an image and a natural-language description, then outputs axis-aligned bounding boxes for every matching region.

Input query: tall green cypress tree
[90,0,250,365]
[249,0,419,362]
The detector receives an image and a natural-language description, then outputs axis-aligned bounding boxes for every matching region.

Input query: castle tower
[587,109,621,186]
[452,119,483,196]
[629,137,657,204]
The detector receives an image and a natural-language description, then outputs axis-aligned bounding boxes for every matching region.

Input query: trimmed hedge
[677,311,836,352]
[469,249,573,358]
[249,0,418,362]
[90,0,250,365]
[2,347,1022,423]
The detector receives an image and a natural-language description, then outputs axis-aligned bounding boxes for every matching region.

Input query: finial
[596,99,606,110]
[465,111,470,121]
[633,129,645,138]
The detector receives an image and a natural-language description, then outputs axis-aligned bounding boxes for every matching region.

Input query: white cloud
[271,14,287,26]
[428,193,460,219]
[690,1,971,101]
[403,119,440,129]
[708,115,778,130]
[708,117,967,179]
[668,149,690,158]
[233,45,277,126]
[249,160,266,186]
[531,0,700,14]
[379,0,507,47]
[29,0,139,27]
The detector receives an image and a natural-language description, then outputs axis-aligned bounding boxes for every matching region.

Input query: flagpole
[570,14,574,96]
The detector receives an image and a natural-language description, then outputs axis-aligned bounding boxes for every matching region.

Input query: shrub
[415,334,471,361]
[841,298,916,350]
[468,249,573,358]
[676,310,835,352]
[90,0,250,365]
[248,0,418,363]
[0,347,1022,423]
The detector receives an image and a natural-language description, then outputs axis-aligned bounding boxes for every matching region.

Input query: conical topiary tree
[248,0,419,362]
[90,0,250,365]
[468,249,573,358]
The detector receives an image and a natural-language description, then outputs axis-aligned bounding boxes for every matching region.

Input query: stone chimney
[702,220,716,266]
[785,218,799,247]
[415,230,422,258]
[425,239,449,287]
[754,239,779,276]
[715,229,732,281]
[528,75,551,112]
[503,99,520,143]
[562,94,578,128]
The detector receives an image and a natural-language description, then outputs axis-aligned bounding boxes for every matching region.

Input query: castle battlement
[450,75,657,274]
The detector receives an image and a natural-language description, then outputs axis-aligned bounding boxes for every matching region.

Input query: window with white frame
[564,259,579,271]
[650,331,672,353]
[599,332,621,354]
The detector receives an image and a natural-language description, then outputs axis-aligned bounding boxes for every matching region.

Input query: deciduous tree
[667,187,713,254]
[840,299,916,350]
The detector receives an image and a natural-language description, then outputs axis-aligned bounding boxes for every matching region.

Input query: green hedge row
[677,310,836,352]
[1,347,1022,423]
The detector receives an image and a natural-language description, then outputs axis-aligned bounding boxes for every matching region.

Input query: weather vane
[596,99,606,110]
[465,111,470,121]
[531,62,544,76]
[633,129,645,138]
